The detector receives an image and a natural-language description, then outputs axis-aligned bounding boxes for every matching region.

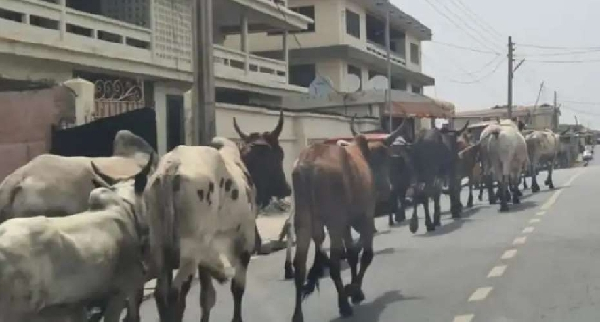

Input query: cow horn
[454,121,469,135]
[90,161,117,187]
[270,109,285,139]
[350,114,360,137]
[384,118,407,146]
[233,117,250,142]
[134,153,154,194]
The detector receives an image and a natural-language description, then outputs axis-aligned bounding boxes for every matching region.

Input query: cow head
[350,115,407,202]
[89,154,153,273]
[234,109,291,208]
[441,121,470,156]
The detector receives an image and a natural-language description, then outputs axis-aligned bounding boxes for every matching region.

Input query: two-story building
[223,0,443,136]
[454,104,560,131]
[0,0,312,155]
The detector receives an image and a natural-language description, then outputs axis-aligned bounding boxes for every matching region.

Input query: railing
[0,0,152,54]
[214,44,287,83]
[366,41,406,66]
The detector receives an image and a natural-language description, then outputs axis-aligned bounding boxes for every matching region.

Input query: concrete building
[223,0,446,137]
[454,104,560,131]
[0,0,312,156]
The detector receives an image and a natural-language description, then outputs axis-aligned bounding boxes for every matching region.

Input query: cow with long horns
[290,118,405,322]
[232,109,292,253]
[406,122,469,233]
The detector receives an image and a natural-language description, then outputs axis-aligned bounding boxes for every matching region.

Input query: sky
[394,0,600,129]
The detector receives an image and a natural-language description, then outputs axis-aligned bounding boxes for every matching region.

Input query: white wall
[0,54,73,82]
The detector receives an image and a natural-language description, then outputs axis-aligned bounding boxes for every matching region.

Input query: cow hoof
[489,198,497,205]
[499,205,509,212]
[512,197,520,205]
[409,217,419,234]
[284,262,294,280]
[549,183,555,189]
[544,180,551,186]
[344,284,365,304]
[339,302,354,318]
[292,312,304,322]
[434,220,441,227]
[426,224,435,232]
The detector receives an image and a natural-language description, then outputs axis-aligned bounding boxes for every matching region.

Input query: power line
[518,43,600,50]
[561,105,600,117]
[527,58,600,63]
[451,0,504,39]
[429,41,500,55]
[441,0,505,47]
[422,0,501,54]
[448,58,505,84]
[521,48,600,57]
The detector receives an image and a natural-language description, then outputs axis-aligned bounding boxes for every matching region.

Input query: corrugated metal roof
[455,105,556,118]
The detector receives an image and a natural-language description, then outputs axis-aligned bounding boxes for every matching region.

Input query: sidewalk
[142,205,292,299]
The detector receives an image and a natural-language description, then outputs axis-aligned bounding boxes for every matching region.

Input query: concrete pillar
[59,0,66,40]
[283,30,289,83]
[184,90,193,146]
[241,13,249,75]
[63,78,95,126]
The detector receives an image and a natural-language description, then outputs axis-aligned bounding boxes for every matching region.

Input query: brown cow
[290,122,405,322]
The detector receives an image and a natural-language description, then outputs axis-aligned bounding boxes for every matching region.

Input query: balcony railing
[0,0,289,84]
[214,44,287,83]
[366,41,406,66]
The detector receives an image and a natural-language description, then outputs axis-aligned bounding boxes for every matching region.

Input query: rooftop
[455,104,558,119]
[365,0,432,40]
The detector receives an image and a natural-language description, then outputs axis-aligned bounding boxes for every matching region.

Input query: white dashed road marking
[488,265,507,278]
[522,226,535,234]
[513,236,527,245]
[469,287,493,302]
[529,218,541,224]
[453,314,475,322]
[502,249,518,259]
[536,211,546,216]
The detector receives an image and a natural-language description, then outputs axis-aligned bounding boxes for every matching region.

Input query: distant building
[454,104,560,131]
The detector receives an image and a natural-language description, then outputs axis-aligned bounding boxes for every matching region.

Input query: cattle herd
[0,111,566,322]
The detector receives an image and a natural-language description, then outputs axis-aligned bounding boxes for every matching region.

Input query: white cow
[138,138,256,322]
[524,129,561,192]
[480,119,529,212]
[0,156,153,322]
[0,130,157,223]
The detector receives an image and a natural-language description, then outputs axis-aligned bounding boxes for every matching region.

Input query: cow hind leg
[546,162,555,189]
[423,194,434,232]
[467,178,474,208]
[433,191,441,227]
[346,225,374,305]
[154,270,173,322]
[198,268,216,322]
[122,288,143,322]
[395,188,407,223]
[499,175,509,212]
[531,164,540,193]
[284,220,295,280]
[409,196,420,234]
[304,233,327,296]
[292,228,311,322]
[231,251,251,322]
[486,175,497,205]
[328,230,353,317]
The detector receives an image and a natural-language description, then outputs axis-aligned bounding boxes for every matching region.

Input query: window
[411,85,422,94]
[346,9,361,39]
[410,43,420,64]
[391,78,407,90]
[289,64,316,88]
[347,64,362,89]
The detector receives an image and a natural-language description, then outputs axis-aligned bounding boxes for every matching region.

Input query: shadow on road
[328,290,420,322]
[413,205,481,237]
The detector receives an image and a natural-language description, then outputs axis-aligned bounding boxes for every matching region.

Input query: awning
[383,94,456,118]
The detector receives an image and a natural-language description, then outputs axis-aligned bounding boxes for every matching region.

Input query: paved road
[140,158,598,322]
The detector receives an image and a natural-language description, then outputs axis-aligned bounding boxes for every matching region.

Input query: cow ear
[92,178,110,189]
[354,135,370,158]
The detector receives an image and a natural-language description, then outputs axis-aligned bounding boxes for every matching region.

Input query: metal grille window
[346,9,361,39]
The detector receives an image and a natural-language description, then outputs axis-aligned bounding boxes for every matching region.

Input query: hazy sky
[394,0,600,129]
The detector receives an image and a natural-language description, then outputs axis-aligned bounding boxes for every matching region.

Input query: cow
[233,110,292,253]
[138,132,288,322]
[0,130,157,223]
[480,119,529,212]
[525,129,562,192]
[455,143,481,208]
[289,121,405,322]
[407,123,469,234]
[387,135,415,226]
[0,155,153,322]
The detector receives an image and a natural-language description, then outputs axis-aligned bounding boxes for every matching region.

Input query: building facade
[0,0,312,155]
[454,104,560,131]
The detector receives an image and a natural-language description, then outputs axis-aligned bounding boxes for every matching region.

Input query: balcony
[366,41,406,66]
[214,44,287,84]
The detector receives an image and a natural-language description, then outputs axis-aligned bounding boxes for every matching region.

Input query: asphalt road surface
[140,157,599,322]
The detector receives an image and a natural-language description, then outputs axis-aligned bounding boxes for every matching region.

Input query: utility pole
[385,0,393,133]
[507,36,514,119]
[192,0,216,145]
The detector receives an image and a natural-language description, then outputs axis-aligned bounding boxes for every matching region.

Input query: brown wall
[0,86,74,180]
